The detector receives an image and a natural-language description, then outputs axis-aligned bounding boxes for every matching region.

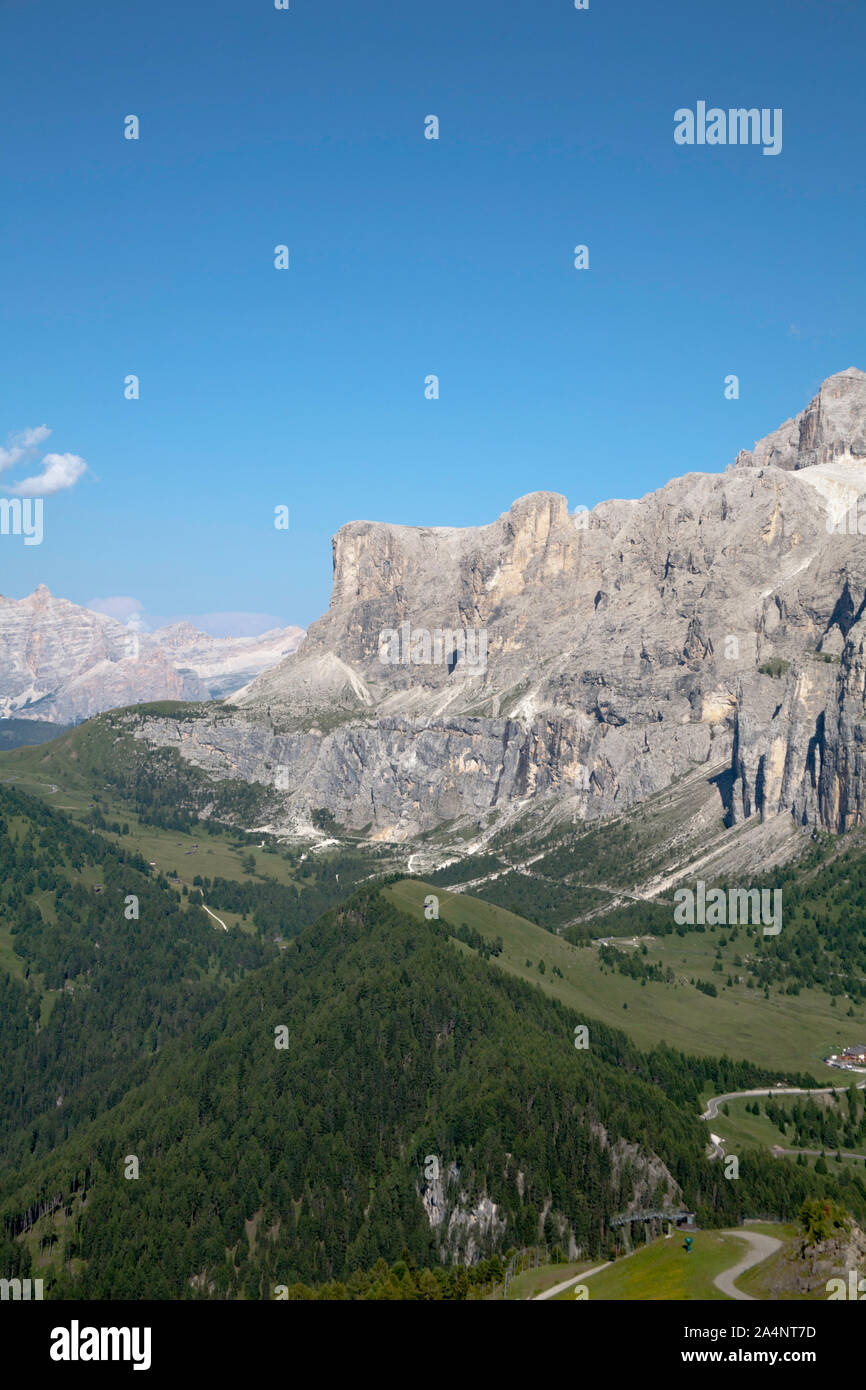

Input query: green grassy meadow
[384,879,857,1079]
[549,1230,750,1300]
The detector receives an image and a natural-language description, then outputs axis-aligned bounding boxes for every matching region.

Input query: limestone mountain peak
[735,366,866,474]
[125,370,866,844]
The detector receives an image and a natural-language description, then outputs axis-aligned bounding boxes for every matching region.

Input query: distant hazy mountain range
[0,586,304,725]
[0,717,67,750]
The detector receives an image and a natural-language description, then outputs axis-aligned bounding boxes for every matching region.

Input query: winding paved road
[534,1080,866,1303]
[771,1143,866,1160]
[701,1081,865,1123]
[713,1230,782,1300]
[534,1230,783,1301]
[701,1081,866,1161]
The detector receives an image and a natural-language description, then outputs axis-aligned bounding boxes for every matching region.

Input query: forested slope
[4,885,865,1299]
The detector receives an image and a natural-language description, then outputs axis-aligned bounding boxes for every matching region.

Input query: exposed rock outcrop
[127,370,866,842]
[767,1219,866,1300]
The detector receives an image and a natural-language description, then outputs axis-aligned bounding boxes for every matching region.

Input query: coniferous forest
[3,781,866,1299]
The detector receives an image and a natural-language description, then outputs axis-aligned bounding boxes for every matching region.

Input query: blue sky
[1,0,864,631]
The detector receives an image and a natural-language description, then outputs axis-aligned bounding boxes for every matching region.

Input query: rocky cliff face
[734,368,866,474]
[417,1128,678,1264]
[766,1219,866,1300]
[0,587,303,725]
[127,369,866,842]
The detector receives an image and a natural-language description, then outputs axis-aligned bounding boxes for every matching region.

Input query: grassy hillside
[6,885,859,1299]
[548,1228,776,1301]
[0,708,269,832]
[713,1091,866,1170]
[733,1221,829,1300]
[5,719,866,1301]
[12,720,861,1083]
[384,879,856,1079]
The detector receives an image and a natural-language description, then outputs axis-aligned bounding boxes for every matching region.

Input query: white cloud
[1,425,87,495]
[0,424,51,473]
[6,451,87,497]
[86,596,147,625]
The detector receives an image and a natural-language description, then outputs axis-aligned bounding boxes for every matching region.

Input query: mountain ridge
[0,585,304,723]
[105,370,866,848]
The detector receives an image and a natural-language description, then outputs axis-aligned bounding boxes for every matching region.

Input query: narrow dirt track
[533,1261,611,1300]
[202,904,228,932]
[713,1230,782,1300]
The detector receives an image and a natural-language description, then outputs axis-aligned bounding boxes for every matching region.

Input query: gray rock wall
[132,370,866,841]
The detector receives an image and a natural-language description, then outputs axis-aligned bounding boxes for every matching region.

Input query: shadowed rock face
[133,369,866,841]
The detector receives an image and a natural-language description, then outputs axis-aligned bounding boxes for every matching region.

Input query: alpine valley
[5,371,866,1303]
